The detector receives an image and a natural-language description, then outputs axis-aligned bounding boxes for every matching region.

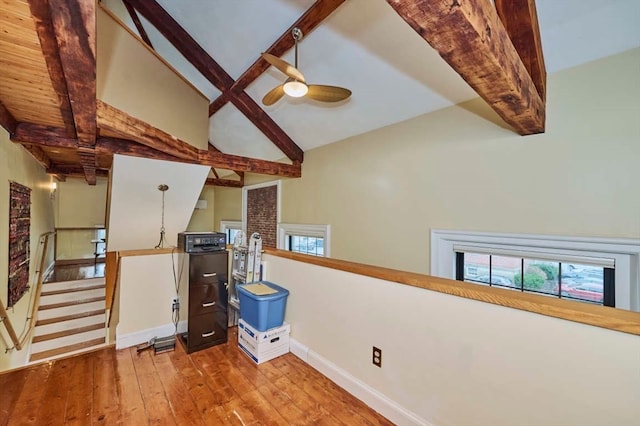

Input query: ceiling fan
[261,27,352,106]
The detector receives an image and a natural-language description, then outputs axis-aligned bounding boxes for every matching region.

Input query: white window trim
[242,180,281,235]
[431,229,640,311]
[220,220,242,240]
[278,223,331,257]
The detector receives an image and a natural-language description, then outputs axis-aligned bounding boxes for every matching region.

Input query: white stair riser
[34,314,106,337]
[31,328,106,354]
[39,288,105,305]
[36,301,105,321]
[41,278,105,293]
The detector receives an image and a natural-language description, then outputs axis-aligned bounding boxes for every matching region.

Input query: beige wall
[54,177,108,260]
[213,186,242,231]
[265,254,640,426]
[0,129,55,370]
[56,177,108,228]
[97,7,209,150]
[219,49,640,274]
[187,186,215,231]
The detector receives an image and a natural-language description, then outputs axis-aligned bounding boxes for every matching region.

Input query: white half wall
[263,254,640,426]
[116,252,188,348]
[108,155,210,251]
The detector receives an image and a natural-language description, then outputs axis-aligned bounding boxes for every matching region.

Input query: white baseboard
[290,337,432,426]
[116,321,185,350]
[289,337,309,361]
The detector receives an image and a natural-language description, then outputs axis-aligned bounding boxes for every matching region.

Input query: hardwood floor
[0,328,393,425]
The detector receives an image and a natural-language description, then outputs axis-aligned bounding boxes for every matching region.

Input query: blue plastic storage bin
[237,281,289,331]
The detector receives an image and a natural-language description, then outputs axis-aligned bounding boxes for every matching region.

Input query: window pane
[288,234,324,256]
[228,229,240,244]
[560,263,604,305]
[522,259,558,296]
[490,255,519,289]
[463,253,490,285]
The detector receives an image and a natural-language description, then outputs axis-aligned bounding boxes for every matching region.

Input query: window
[220,220,242,245]
[456,251,614,306]
[431,230,640,311]
[278,223,330,257]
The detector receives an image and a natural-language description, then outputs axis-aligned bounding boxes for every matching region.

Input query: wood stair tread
[38,296,105,311]
[40,284,105,296]
[29,337,106,362]
[32,323,104,343]
[35,309,106,326]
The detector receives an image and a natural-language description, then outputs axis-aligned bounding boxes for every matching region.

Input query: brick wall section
[246,185,277,247]
[8,181,31,307]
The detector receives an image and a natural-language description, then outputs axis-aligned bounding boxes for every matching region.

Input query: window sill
[263,248,640,336]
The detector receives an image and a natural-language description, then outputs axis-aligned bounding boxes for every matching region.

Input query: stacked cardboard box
[237,318,290,364]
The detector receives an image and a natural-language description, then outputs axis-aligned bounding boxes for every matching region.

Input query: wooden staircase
[30,277,107,362]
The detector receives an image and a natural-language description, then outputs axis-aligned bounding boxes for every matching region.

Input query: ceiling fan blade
[306,85,352,102]
[262,84,285,106]
[261,53,305,83]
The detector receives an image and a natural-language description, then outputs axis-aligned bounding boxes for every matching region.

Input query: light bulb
[283,80,308,97]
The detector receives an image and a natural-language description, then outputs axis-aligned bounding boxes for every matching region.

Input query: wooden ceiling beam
[28,0,77,138]
[96,101,301,177]
[23,145,51,169]
[122,0,154,49]
[45,0,98,184]
[230,92,303,162]
[495,0,546,102]
[11,122,78,149]
[385,0,545,135]
[205,178,244,188]
[46,165,109,179]
[126,0,304,163]
[96,100,200,161]
[210,0,345,114]
[47,0,97,146]
[0,100,18,134]
[126,0,234,89]
[198,150,301,178]
[95,136,195,163]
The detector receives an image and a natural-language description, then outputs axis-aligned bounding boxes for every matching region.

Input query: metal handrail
[0,231,55,351]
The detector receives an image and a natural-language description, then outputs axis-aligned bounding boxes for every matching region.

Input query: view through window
[288,235,325,256]
[456,252,614,306]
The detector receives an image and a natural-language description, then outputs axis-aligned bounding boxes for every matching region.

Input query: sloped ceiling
[1,0,639,184]
[103,0,640,161]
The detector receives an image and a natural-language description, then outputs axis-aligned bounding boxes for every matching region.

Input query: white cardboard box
[238,318,290,343]
[238,321,289,364]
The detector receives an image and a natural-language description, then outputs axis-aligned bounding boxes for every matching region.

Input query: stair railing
[0,231,55,351]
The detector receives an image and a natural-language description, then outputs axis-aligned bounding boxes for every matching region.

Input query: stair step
[30,338,106,362]
[36,301,105,321]
[42,278,105,293]
[41,284,105,297]
[36,309,106,326]
[31,328,106,354]
[38,296,105,311]
[34,313,105,336]
[32,322,104,343]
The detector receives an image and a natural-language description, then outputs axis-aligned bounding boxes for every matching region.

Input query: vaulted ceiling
[1,0,638,185]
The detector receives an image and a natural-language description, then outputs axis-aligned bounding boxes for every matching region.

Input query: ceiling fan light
[283,80,308,97]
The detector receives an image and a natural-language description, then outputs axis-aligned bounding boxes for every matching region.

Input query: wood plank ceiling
[0,0,545,185]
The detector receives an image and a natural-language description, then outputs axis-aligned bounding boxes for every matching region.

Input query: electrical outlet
[372,346,382,368]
